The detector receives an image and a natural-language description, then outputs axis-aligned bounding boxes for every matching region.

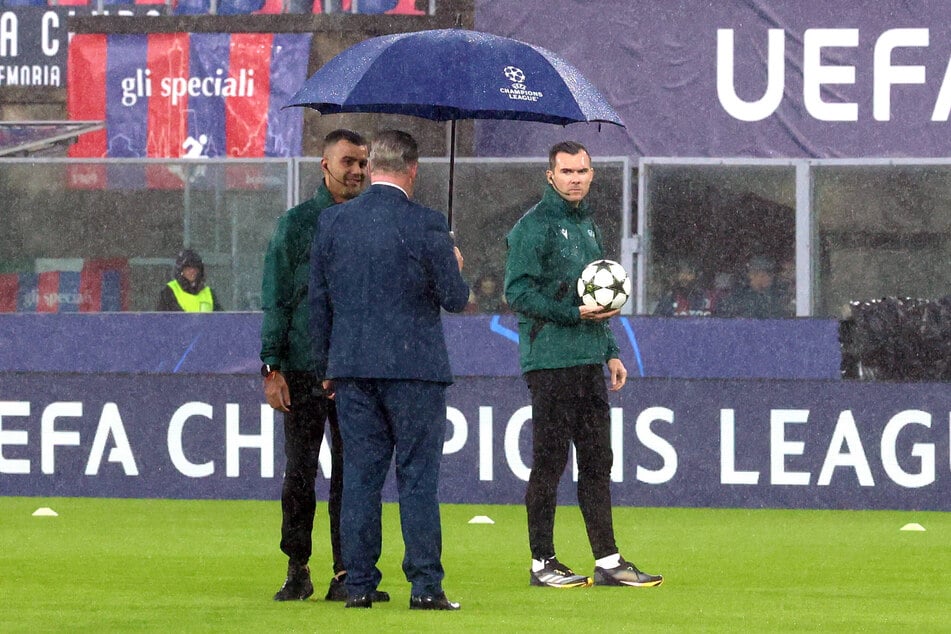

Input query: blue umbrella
[285,28,624,227]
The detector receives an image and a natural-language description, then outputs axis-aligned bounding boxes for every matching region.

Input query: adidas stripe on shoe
[529,557,593,588]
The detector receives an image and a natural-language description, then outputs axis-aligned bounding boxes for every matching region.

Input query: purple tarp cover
[475,0,951,159]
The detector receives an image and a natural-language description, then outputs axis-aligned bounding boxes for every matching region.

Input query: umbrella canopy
[285,28,624,225]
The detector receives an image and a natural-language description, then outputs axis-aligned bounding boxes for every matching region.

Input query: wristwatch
[261,363,280,377]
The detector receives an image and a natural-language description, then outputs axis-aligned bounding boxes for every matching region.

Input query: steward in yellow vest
[156,249,222,312]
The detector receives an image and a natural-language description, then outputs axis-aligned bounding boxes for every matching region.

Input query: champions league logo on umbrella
[286,28,624,227]
[501,65,543,102]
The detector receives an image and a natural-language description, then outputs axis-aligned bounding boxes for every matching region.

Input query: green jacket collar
[313,181,336,209]
[538,184,592,221]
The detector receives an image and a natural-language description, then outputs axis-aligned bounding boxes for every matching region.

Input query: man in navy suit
[309,129,469,611]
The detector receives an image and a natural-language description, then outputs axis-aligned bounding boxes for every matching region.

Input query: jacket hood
[175,249,205,293]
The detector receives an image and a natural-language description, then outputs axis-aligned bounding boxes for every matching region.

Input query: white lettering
[0,401,30,475]
[881,409,934,488]
[0,13,17,57]
[85,403,138,476]
[317,424,332,479]
[225,403,273,478]
[635,406,677,484]
[716,28,785,121]
[803,28,858,121]
[931,56,951,121]
[167,402,214,478]
[610,407,624,482]
[41,11,59,57]
[444,407,467,455]
[157,69,255,108]
[479,406,493,481]
[41,402,82,475]
[0,64,61,87]
[874,28,929,121]
[504,406,532,482]
[817,410,873,486]
[720,409,759,484]
[770,409,810,485]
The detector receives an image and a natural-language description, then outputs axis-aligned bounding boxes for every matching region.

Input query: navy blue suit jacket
[309,184,470,384]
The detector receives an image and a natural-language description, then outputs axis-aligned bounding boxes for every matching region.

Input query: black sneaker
[593,558,663,588]
[325,571,348,601]
[529,557,593,588]
[273,563,314,601]
[326,571,391,603]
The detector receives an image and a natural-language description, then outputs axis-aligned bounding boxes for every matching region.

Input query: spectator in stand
[706,271,734,315]
[466,271,510,314]
[156,249,222,312]
[716,255,789,318]
[652,259,712,316]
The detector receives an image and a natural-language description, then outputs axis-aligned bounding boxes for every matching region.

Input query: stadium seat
[101,0,171,5]
[172,0,210,14]
[286,0,314,12]
[0,274,17,312]
[217,0,265,13]
[351,0,395,12]
[252,0,282,13]
[386,0,424,14]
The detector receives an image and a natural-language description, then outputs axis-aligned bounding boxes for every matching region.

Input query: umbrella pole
[447,119,456,231]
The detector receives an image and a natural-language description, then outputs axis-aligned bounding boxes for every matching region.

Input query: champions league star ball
[577,259,632,310]
[503,65,525,83]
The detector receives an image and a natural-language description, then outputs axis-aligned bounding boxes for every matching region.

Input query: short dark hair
[748,255,776,274]
[370,130,419,174]
[548,141,589,170]
[321,129,367,154]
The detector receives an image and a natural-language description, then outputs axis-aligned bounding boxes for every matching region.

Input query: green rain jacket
[504,185,620,373]
[259,183,336,372]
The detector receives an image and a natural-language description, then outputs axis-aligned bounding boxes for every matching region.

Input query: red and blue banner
[0,259,129,313]
[67,32,311,187]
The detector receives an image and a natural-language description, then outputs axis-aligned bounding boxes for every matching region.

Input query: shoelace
[544,558,574,575]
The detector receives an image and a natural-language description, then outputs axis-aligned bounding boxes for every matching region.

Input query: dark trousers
[280,371,344,573]
[335,378,447,597]
[524,364,618,561]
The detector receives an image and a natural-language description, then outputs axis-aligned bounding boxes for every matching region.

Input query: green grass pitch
[1,497,948,633]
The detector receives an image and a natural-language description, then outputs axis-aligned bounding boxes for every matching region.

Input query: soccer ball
[577,259,631,310]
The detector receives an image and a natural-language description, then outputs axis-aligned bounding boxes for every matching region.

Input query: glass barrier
[299,157,628,315]
[641,162,796,318]
[0,159,291,312]
[814,164,951,318]
[5,156,946,317]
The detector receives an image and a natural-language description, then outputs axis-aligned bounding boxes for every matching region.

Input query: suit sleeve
[424,211,469,313]
[308,214,332,377]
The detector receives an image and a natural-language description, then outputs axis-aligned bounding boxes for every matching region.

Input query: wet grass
[1,498,947,632]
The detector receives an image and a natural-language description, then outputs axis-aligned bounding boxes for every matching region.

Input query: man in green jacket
[504,141,664,590]
[261,129,388,603]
